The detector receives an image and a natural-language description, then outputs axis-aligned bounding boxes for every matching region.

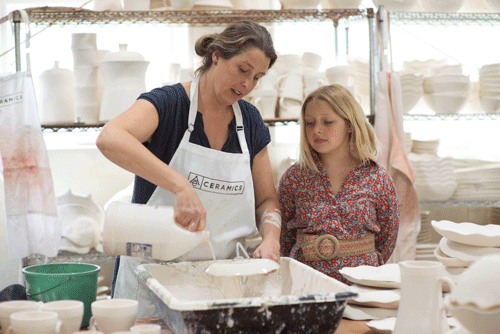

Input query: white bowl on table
[372,0,417,11]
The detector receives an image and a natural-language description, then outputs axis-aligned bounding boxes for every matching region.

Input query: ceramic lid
[102,44,145,62]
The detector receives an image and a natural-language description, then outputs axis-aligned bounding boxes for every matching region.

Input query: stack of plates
[432,220,500,268]
[452,163,500,200]
[411,138,440,154]
[400,73,424,114]
[415,243,438,261]
[410,153,457,202]
[401,59,448,77]
[479,63,500,113]
[417,210,432,244]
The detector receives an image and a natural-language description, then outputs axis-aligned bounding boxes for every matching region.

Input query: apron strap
[186,76,250,154]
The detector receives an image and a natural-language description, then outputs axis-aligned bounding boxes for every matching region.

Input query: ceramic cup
[325,65,350,87]
[89,299,138,334]
[252,89,278,119]
[7,311,61,334]
[257,68,279,90]
[40,300,84,334]
[0,300,43,334]
[302,69,326,93]
[71,33,97,50]
[278,71,304,101]
[129,324,161,334]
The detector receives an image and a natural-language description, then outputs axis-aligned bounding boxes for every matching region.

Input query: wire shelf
[403,113,500,121]
[23,252,116,267]
[389,11,500,26]
[420,199,500,208]
[18,7,372,27]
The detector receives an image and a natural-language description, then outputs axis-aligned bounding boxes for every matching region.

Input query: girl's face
[212,46,270,106]
[303,99,352,157]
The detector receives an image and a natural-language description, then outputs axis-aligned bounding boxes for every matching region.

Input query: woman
[278,84,399,283]
[96,20,281,317]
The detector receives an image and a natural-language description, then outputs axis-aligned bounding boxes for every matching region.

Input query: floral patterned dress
[278,154,400,284]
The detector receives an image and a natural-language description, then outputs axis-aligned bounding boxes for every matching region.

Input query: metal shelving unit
[390,11,500,26]
[403,113,500,121]
[420,199,500,209]
[22,251,116,267]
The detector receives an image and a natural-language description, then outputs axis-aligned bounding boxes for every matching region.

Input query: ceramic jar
[99,44,149,122]
[38,61,75,125]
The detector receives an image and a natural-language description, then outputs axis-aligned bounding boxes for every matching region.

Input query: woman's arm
[96,99,206,231]
[251,146,281,263]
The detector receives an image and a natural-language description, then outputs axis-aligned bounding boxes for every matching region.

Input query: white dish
[439,237,500,263]
[434,246,471,268]
[349,285,400,309]
[339,264,400,289]
[432,220,500,247]
[343,304,398,321]
[205,258,279,277]
[366,316,397,334]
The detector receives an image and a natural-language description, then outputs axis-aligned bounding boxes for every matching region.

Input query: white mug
[0,300,43,334]
[278,71,304,101]
[302,69,326,93]
[7,311,61,334]
[130,324,161,334]
[89,299,138,334]
[301,52,322,71]
[41,300,84,334]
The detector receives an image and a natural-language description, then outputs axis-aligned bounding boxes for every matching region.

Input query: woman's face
[303,99,352,157]
[212,46,270,105]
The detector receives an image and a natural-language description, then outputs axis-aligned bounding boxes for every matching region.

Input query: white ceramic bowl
[423,92,468,114]
[420,0,465,12]
[170,0,197,9]
[433,246,470,267]
[402,91,422,113]
[444,300,500,334]
[414,180,457,201]
[372,0,417,11]
[280,0,321,9]
[480,96,500,113]
[423,78,470,93]
[485,0,500,12]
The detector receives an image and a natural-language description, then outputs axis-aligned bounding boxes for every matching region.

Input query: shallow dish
[445,296,500,334]
[348,285,400,309]
[137,258,357,334]
[205,258,279,277]
[439,237,500,263]
[343,304,398,321]
[339,263,400,289]
[432,220,500,247]
[434,246,471,268]
[366,316,397,334]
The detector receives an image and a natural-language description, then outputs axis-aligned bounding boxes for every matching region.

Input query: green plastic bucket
[22,263,100,328]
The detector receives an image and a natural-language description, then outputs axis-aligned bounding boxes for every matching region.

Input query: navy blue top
[131,83,271,204]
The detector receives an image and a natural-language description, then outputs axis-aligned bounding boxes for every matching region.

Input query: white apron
[114,76,256,317]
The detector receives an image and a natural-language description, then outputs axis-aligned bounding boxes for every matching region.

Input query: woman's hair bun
[195,34,217,57]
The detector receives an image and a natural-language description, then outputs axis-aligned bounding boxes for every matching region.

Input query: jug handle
[438,276,456,315]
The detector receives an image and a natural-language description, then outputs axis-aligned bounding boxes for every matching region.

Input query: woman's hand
[174,184,207,232]
[253,237,280,264]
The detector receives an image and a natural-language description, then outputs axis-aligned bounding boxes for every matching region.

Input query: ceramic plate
[204,258,279,277]
[366,316,397,334]
[434,246,472,267]
[339,264,400,289]
[348,285,400,309]
[343,304,398,321]
[439,237,500,263]
[432,220,500,247]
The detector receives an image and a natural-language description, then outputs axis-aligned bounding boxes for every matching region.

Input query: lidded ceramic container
[38,61,75,125]
[99,44,149,122]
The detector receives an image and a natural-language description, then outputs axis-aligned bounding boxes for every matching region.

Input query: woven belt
[297,233,375,261]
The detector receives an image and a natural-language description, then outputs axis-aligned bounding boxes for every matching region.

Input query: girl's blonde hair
[298,84,378,172]
[194,20,277,77]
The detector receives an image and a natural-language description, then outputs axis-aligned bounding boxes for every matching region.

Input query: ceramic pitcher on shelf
[393,260,455,334]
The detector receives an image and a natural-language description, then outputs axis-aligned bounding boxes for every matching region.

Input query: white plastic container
[102,202,210,261]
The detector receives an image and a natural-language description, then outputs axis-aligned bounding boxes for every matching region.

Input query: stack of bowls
[401,59,448,77]
[372,0,417,11]
[320,0,363,8]
[444,254,500,334]
[479,63,500,113]
[71,33,102,124]
[409,153,457,202]
[279,0,322,9]
[400,73,423,113]
[423,64,470,114]
[347,57,370,96]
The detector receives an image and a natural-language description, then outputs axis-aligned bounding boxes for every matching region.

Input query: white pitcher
[393,261,454,334]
